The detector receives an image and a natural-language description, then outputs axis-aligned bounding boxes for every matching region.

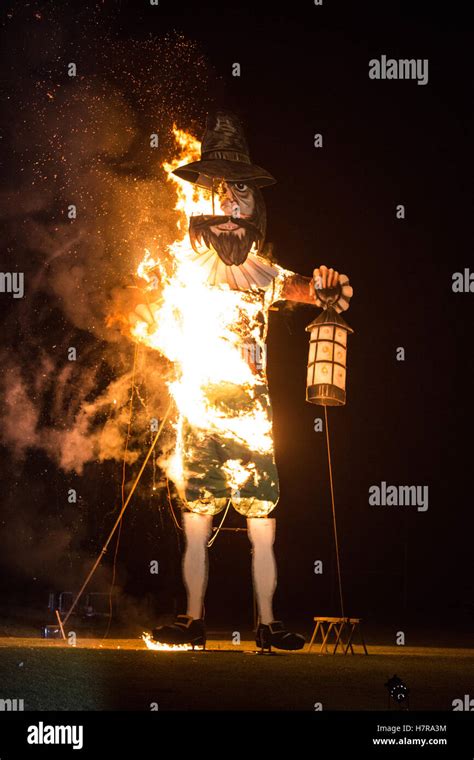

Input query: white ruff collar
[191,249,280,291]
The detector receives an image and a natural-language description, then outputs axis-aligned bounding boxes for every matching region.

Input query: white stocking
[182,511,213,620]
[247,517,277,625]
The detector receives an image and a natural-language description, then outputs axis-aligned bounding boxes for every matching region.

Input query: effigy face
[189,180,266,266]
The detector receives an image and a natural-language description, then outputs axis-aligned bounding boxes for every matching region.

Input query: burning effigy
[127,112,353,651]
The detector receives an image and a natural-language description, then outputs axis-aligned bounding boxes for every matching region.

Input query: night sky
[0,1,472,637]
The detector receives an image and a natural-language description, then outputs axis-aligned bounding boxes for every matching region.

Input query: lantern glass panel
[335,327,347,346]
[309,340,317,364]
[314,362,333,384]
[319,325,334,341]
[307,364,314,386]
[333,365,346,389]
[316,341,334,361]
[334,345,346,365]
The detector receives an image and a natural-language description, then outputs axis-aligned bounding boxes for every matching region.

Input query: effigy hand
[105,280,160,338]
[313,264,340,296]
[313,265,353,313]
[127,297,159,331]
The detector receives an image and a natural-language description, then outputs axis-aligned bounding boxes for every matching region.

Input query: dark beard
[189,187,267,266]
[199,224,258,266]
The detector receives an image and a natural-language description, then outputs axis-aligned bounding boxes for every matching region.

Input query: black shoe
[151,614,206,650]
[256,620,305,652]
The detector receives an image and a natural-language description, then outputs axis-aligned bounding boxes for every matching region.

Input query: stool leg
[359,626,369,655]
[320,622,332,654]
[333,621,345,654]
[343,623,356,655]
[308,621,320,653]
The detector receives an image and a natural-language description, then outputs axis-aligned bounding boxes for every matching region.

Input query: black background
[0,1,472,639]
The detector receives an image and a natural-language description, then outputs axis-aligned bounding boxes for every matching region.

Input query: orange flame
[131,127,282,497]
[142,632,194,652]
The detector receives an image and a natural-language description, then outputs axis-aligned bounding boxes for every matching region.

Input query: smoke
[0,0,218,589]
[1,364,41,458]
[0,1,218,471]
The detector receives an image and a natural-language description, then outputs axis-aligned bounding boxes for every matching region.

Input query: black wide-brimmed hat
[172,111,276,190]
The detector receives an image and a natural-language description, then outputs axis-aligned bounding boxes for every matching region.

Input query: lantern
[305,305,353,406]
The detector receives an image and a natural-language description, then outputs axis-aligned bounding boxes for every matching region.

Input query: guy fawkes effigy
[128,111,353,651]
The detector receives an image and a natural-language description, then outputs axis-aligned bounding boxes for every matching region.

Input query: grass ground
[0,637,473,711]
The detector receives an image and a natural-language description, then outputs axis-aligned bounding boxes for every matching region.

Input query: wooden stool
[308,616,368,655]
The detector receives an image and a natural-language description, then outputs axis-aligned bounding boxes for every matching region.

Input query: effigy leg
[247,517,277,625]
[182,511,213,620]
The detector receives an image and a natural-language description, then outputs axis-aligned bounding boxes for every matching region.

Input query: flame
[131,127,280,498]
[222,458,260,493]
[142,632,194,651]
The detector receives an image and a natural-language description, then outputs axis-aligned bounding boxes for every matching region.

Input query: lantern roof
[305,305,354,334]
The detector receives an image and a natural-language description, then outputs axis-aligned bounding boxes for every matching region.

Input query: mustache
[190,214,261,237]
[189,214,260,265]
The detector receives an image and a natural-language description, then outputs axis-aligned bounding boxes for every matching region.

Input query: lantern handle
[313,278,342,310]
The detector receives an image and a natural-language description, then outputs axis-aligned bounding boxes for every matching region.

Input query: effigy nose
[220,197,239,216]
